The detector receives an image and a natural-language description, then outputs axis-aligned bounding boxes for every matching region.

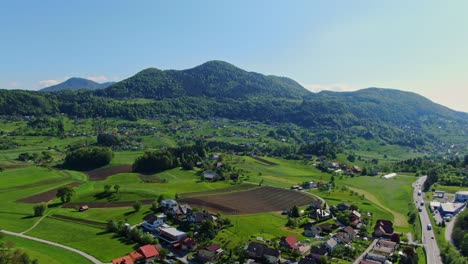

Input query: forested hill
[96,60,310,99]
[40,77,115,92]
[0,61,466,148]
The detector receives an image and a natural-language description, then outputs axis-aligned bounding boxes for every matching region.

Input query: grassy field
[27,217,136,262]
[213,212,306,250]
[1,234,93,264]
[431,184,468,194]
[336,174,416,230]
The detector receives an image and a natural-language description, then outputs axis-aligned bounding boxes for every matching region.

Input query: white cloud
[9,81,19,87]
[87,75,108,83]
[302,83,358,93]
[38,79,61,87]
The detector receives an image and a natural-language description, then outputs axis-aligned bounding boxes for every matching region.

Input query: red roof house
[129,251,143,261]
[281,236,299,250]
[138,244,159,259]
[112,256,134,264]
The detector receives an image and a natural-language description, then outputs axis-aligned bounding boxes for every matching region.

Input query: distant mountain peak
[40,77,115,92]
[99,60,310,100]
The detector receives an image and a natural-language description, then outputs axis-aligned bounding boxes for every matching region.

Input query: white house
[142,213,166,231]
[157,224,187,244]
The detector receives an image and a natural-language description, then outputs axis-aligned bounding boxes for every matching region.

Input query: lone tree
[104,184,112,193]
[114,184,120,193]
[33,203,47,216]
[133,201,142,212]
[56,185,75,203]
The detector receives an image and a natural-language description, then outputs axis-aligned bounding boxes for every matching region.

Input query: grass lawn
[27,217,136,262]
[1,234,93,264]
[336,174,416,230]
[52,206,153,225]
[213,212,305,250]
[0,166,69,190]
[431,184,468,194]
[312,189,394,222]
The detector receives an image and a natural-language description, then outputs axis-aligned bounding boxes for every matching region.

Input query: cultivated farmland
[180,186,316,214]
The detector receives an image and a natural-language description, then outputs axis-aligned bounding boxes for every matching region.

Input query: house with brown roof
[373,220,394,238]
[335,226,356,244]
[280,236,299,250]
[188,211,215,224]
[112,244,158,264]
[181,237,197,251]
[112,256,134,264]
[138,245,159,260]
[372,239,397,256]
[246,242,280,264]
[128,251,143,262]
[197,244,224,263]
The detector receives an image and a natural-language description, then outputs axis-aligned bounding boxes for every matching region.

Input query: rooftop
[440,202,465,213]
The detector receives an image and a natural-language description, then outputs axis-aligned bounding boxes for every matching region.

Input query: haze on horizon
[1,0,467,112]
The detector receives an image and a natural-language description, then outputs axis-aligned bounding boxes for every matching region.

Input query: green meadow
[1,234,93,264]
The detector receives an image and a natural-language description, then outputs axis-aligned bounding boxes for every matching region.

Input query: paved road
[413,176,442,264]
[0,230,104,264]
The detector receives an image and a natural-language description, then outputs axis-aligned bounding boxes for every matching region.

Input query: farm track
[18,182,83,203]
[86,164,133,181]
[179,186,315,215]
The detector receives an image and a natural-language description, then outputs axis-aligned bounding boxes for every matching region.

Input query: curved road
[0,230,104,264]
[413,176,442,264]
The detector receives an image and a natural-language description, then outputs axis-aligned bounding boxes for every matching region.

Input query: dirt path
[349,187,408,228]
[21,213,49,234]
[0,230,104,264]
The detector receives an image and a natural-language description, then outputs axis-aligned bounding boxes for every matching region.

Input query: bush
[33,203,47,216]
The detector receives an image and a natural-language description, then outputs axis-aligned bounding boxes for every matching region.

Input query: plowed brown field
[179,186,315,215]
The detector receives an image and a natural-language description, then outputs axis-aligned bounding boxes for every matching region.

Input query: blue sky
[1,0,467,112]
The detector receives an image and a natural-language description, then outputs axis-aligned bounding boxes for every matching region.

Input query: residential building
[245,242,280,264]
[157,224,187,244]
[325,238,338,252]
[112,256,134,264]
[304,223,322,237]
[161,199,178,209]
[280,236,299,250]
[198,244,224,263]
[374,220,394,238]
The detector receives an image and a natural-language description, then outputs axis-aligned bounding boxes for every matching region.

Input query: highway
[413,176,442,264]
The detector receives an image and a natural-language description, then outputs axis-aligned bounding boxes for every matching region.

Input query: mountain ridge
[0,60,466,153]
[40,77,115,92]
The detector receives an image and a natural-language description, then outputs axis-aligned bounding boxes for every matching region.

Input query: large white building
[455,191,468,203]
